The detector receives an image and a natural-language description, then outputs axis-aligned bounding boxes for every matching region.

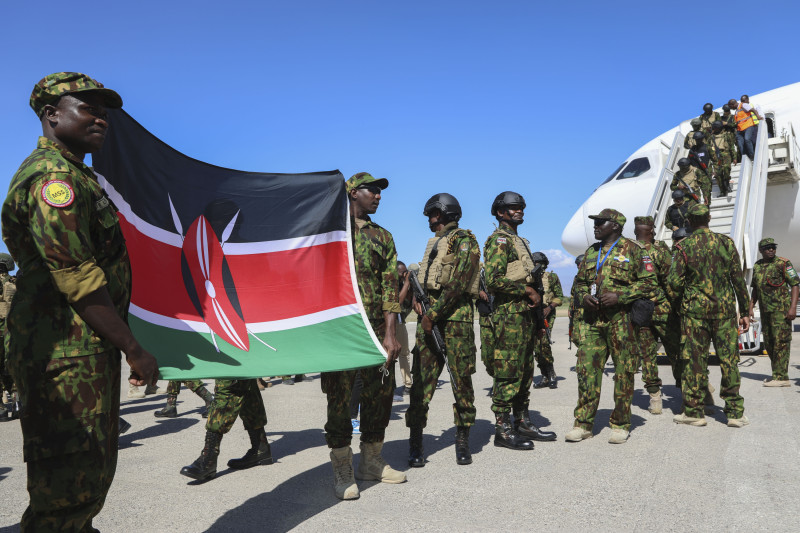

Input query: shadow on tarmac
[739,370,771,383]
[0,467,10,482]
[119,417,199,449]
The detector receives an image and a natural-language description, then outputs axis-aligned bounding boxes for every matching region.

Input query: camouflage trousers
[574,314,637,431]
[637,313,682,393]
[535,316,555,368]
[166,379,207,397]
[205,379,267,434]
[681,315,743,419]
[406,320,476,429]
[489,311,536,415]
[761,312,793,380]
[479,314,494,377]
[9,351,120,533]
[570,314,584,349]
[715,156,732,193]
[322,318,394,449]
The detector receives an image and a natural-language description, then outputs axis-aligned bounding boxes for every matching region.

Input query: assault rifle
[408,270,458,392]
[675,174,701,203]
[568,310,573,350]
[527,257,548,338]
[476,267,494,317]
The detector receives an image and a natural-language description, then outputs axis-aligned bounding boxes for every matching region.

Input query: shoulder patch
[460,242,469,252]
[497,237,507,244]
[41,180,74,208]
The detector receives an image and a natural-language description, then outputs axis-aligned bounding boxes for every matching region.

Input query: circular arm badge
[41,180,75,208]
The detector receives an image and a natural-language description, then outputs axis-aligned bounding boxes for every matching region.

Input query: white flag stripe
[96,173,347,253]
[129,303,361,334]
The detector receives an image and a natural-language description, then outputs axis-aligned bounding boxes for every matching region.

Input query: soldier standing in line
[698,102,721,136]
[406,194,481,467]
[633,216,680,414]
[748,238,800,387]
[322,172,404,500]
[477,264,496,381]
[2,72,159,531]
[180,378,273,481]
[153,379,214,418]
[484,191,557,451]
[671,157,711,207]
[668,204,751,427]
[721,104,742,163]
[666,190,690,231]
[568,254,585,349]
[0,254,17,419]
[709,120,736,197]
[684,118,703,150]
[688,132,717,199]
[533,254,563,389]
[565,208,657,444]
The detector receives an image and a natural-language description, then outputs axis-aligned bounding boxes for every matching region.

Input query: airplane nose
[561,205,590,256]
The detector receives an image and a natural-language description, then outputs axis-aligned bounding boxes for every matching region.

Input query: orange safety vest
[735,104,759,131]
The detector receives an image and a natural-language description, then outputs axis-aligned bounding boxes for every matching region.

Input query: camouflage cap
[588,208,626,227]
[30,72,123,117]
[690,118,702,126]
[634,216,654,226]
[345,172,389,193]
[758,237,777,248]
[687,203,709,217]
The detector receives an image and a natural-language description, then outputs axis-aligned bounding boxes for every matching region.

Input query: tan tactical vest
[500,231,536,283]
[0,279,16,319]
[418,230,480,296]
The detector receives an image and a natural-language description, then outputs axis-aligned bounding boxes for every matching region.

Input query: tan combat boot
[564,426,592,442]
[329,446,359,500]
[763,379,790,387]
[356,441,407,483]
[648,390,663,414]
[128,383,145,399]
[608,428,629,444]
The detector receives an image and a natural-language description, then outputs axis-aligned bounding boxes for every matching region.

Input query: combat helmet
[491,191,526,216]
[531,251,548,266]
[423,193,462,222]
[677,157,691,169]
[703,103,714,113]
[0,253,14,272]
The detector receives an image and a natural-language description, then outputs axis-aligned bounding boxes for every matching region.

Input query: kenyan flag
[92,109,386,380]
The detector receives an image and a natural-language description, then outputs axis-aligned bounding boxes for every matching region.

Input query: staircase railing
[731,123,769,273]
[649,131,686,236]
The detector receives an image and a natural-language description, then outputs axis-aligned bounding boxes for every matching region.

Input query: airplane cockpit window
[615,157,651,180]
[600,161,627,185]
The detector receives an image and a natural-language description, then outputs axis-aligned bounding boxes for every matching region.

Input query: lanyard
[596,238,621,274]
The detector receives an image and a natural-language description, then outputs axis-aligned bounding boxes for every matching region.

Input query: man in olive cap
[667,204,751,427]
[2,72,159,531]
[748,238,800,386]
[566,208,657,444]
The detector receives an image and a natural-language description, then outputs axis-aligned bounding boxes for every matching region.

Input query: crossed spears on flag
[168,195,277,354]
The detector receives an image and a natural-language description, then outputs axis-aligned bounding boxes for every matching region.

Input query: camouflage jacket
[1,137,131,361]
[543,271,564,307]
[666,228,750,319]
[639,240,672,316]
[751,257,800,313]
[352,215,401,321]
[688,144,717,176]
[424,222,480,323]
[683,129,701,150]
[666,202,689,230]
[484,221,533,315]
[708,132,735,165]
[573,237,658,323]
[670,167,710,200]
[698,111,721,136]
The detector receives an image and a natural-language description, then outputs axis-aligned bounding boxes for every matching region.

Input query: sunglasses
[760,245,777,251]
[593,219,610,227]
[358,184,382,195]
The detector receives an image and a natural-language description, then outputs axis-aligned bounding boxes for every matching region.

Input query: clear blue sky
[2,0,797,289]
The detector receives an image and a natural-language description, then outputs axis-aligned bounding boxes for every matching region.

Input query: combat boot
[228,428,273,469]
[454,426,472,465]
[145,383,166,395]
[547,365,558,389]
[704,383,715,415]
[494,413,534,450]
[154,395,178,418]
[408,426,425,468]
[128,383,145,399]
[534,369,551,389]
[197,387,214,418]
[330,446,359,500]
[180,431,222,482]
[513,410,557,441]
[648,390,663,415]
[356,441,407,483]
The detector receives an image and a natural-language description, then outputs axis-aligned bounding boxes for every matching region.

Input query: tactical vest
[499,230,536,283]
[735,105,756,131]
[541,273,553,304]
[0,278,16,319]
[418,230,480,296]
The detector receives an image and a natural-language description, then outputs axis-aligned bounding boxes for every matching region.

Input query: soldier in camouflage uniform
[1,72,159,531]
[568,254,585,348]
[153,379,214,418]
[709,121,736,197]
[671,157,711,207]
[698,103,721,136]
[0,254,17,419]
[484,191,557,451]
[533,256,563,389]
[688,133,717,200]
[565,208,657,444]
[721,104,741,163]
[322,172,405,500]
[667,204,751,427]
[406,193,480,467]
[748,238,800,387]
[684,118,703,150]
[633,216,682,415]
[478,264,495,379]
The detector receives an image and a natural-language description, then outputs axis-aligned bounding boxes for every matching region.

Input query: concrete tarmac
[1,320,799,532]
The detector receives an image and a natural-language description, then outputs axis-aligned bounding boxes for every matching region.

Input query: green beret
[30,72,122,117]
[588,208,626,228]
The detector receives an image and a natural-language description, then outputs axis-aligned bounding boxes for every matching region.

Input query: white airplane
[562,82,800,273]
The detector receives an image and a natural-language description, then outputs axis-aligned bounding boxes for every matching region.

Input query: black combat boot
[514,410,557,442]
[534,367,552,389]
[227,428,273,469]
[197,387,214,418]
[547,365,558,389]
[454,426,472,465]
[180,431,222,481]
[408,426,425,467]
[154,395,178,418]
[494,413,534,450]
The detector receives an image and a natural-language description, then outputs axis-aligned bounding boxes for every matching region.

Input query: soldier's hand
[421,314,434,334]
[478,290,489,302]
[126,346,159,386]
[739,316,750,333]
[583,294,599,310]
[412,297,424,316]
[786,309,797,321]
[599,292,619,306]
[525,286,541,306]
[542,305,552,318]
[382,333,401,363]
